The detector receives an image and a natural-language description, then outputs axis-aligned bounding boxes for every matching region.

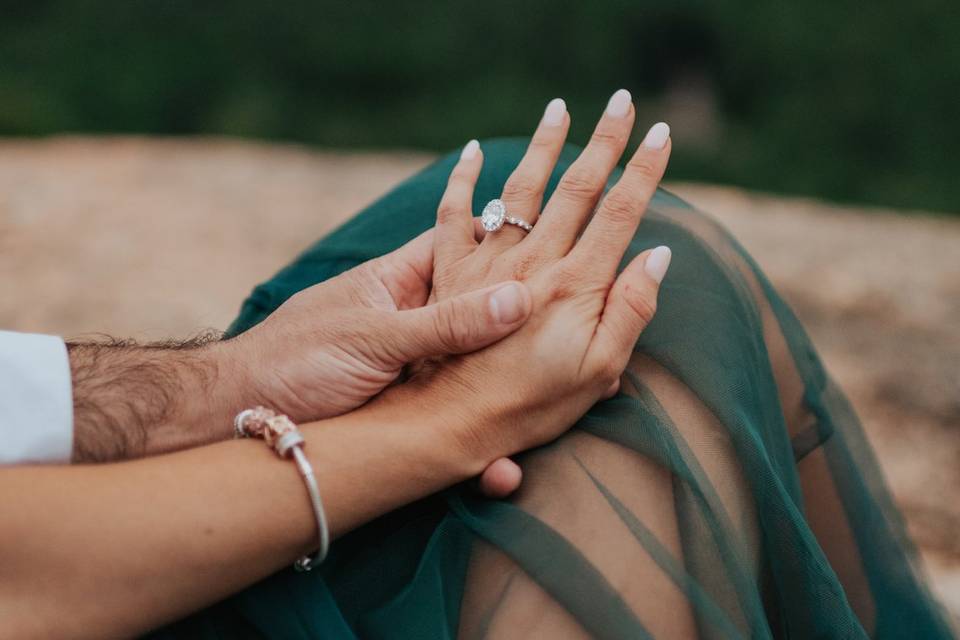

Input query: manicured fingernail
[642,122,670,149]
[542,98,566,127]
[605,89,632,117]
[489,282,527,324]
[644,246,672,284]
[461,139,480,160]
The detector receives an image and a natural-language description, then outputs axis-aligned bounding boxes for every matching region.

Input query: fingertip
[603,377,621,399]
[460,139,480,161]
[541,97,568,128]
[643,246,672,285]
[605,88,633,118]
[641,122,671,150]
[479,458,523,499]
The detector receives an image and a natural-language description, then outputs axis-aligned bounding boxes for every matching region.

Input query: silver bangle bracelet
[235,407,330,571]
[290,445,330,571]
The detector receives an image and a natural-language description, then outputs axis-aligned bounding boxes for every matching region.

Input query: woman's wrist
[294,390,485,538]
[376,381,498,480]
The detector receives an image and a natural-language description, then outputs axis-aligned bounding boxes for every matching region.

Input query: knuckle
[507,250,542,281]
[431,269,457,293]
[589,128,626,149]
[557,167,603,203]
[624,283,658,325]
[626,157,660,181]
[430,304,468,351]
[436,199,463,225]
[501,174,542,203]
[549,263,582,299]
[446,167,470,187]
[527,134,556,152]
[600,189,639,225]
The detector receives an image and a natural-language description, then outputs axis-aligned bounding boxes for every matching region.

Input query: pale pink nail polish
[461,139,480,160]
[605,89,632,117]
[644,246,672,284]
[542,98,567,127]
[642,122,670,149]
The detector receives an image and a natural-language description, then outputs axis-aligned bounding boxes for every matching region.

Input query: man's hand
[69,229,531,497]
[225,228,531,421]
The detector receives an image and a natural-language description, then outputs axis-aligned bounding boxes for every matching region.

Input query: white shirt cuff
[0,331,73,464]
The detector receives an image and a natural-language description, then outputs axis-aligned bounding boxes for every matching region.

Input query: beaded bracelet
[234,406,329,571]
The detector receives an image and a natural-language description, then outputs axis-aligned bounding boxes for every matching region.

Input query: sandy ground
[1,136,957,621]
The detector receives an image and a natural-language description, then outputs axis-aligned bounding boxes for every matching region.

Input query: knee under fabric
[150,139,953,639]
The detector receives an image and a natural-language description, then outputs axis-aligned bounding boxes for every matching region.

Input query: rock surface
[1,136,957,621]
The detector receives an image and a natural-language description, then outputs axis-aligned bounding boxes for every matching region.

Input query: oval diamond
[481,199,506,232]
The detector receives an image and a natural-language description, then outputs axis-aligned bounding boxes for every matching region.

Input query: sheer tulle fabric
[149,140,953,639]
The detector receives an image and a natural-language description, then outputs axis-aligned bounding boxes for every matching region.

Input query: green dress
[150,139,953,639]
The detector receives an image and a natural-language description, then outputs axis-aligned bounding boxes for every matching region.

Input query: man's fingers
[472,216,486,242]
[394,281,532,360]
[592,246,671,369]
[371,227,436,309]
[477,457,523,499]
[436,140,484,266]
[572,122,671,283]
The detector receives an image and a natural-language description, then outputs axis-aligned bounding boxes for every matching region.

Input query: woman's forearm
[0,394,477,639]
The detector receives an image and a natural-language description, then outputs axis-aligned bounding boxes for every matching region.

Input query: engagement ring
[481,199,533,233]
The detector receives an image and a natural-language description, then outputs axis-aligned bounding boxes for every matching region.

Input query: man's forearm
[67,336,243,462]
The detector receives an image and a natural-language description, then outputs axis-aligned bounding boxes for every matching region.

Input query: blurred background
[1,0,958,623]
[3,0,960,212]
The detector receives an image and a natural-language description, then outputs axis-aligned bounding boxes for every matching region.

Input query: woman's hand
[395,90,673,470]
[217,231,532,497]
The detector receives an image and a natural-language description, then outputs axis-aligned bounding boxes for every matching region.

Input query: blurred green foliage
[2,0,958,212]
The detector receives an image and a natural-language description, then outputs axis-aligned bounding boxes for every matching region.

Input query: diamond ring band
[481,199,534,233]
